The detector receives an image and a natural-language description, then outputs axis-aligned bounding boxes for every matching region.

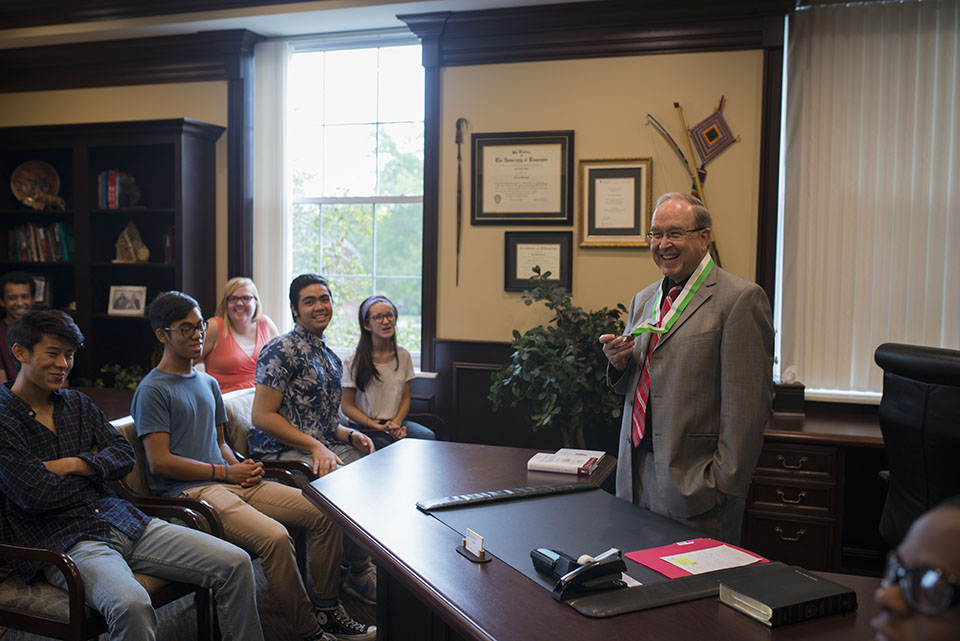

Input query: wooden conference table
[303,440,881,641]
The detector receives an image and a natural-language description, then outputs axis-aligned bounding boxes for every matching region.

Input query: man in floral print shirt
[250,273,378,605]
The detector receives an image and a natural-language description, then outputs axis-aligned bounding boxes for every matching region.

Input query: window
[286,38,424,357]
[777,1,959,401]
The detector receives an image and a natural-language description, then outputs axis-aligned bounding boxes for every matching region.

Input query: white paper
[465,528,484,557]
[661,544,762,575]
[594,177,635,229]
[482,143,562,214]
[621,573,642,587]
[515,243,561,280]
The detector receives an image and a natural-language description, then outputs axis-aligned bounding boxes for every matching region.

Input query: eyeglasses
[163,321,208,338]
[646,227,706,242]
[227,295,255,304]
[883,551,960,616]
[370,312,396,324]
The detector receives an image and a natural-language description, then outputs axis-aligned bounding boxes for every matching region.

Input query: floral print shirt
[248,324,343,457]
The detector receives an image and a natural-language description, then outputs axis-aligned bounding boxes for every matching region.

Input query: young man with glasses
[600,192,774,544]
[132,291,375,641]
[873,497,960,641]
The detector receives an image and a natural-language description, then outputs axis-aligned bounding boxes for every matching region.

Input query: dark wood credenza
[744,405,886,575]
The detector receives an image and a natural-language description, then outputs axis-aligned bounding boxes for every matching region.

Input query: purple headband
[360,295,393,320]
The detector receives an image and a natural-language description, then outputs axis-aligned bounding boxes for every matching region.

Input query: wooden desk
[303,440,880,641]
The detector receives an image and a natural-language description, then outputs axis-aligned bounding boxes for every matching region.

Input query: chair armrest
[261,465,305,488]
[107,480,225,538]
[407,412,447,440]
[264,460,317,483]
[137,503,210,534]
[233,447,316,486]
[0,542,87,629]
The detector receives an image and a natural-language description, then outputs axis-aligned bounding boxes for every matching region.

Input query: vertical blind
[779,0,960,399]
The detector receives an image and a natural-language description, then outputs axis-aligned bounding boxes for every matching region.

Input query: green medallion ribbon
[630,253,713,337]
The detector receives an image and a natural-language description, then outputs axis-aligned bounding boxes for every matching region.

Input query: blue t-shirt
[131,368,227,498]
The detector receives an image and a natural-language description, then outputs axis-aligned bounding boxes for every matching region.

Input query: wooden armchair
[108,415,225,538]
[111,395,307,579]
[221,388,314,481]
[0,501,213,641]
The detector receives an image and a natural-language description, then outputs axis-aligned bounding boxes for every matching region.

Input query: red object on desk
[627,538,767,579]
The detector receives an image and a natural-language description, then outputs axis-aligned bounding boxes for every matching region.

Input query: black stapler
[531,547,628,601]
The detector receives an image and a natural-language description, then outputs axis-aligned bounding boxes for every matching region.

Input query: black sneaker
[316,603,376,641]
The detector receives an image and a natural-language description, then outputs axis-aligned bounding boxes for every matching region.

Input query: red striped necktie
[631,285,682,447]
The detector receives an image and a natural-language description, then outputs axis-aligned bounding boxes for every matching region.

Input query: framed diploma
[578,158,653,247]
[471,130,574,225]
[504,231,573,292]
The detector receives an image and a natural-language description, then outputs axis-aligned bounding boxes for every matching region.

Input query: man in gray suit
[600,192,773,543]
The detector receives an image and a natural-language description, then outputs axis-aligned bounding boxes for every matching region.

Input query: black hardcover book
[718,562,857,627]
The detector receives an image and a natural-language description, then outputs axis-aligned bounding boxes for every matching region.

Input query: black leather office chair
[874,342,960,548]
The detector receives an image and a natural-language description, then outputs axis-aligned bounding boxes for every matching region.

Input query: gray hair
[655,192,713,229]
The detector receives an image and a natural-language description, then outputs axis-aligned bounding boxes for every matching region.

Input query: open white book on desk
[527,448,606,475]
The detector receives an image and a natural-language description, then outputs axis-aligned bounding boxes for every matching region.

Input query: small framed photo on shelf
[504,231,573,292]
[578,158,653,247]
[31,275,52,308]
[472,130,575,225]
[107,285,147,317]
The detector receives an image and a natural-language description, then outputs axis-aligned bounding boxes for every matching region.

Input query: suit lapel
[656,266,717,348]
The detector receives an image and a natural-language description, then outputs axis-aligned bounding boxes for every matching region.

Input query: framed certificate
[578,158,653,247]
[504,231,573,292]
[471,130,574,225]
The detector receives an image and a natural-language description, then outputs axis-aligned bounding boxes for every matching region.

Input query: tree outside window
[289,43,424,356]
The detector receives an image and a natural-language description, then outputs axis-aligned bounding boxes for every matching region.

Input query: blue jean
[44,519,263,641]
[352,419,436,451]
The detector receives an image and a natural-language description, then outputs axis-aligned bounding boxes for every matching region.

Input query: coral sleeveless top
[203,315,270,393]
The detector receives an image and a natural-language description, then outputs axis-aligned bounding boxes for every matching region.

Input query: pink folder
[626,537,768,579]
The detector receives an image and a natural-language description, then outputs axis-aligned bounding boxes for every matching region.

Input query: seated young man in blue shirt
[133,291,374,641]
[0,310,263,641]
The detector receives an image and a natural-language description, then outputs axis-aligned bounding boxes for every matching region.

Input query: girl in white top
[341,295,436,449]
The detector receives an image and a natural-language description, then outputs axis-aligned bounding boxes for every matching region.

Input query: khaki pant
[185,481,341,636]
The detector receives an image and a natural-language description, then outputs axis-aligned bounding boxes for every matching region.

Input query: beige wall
[438,50,764,342]
[0,82,230,291]
[0,50,764,345]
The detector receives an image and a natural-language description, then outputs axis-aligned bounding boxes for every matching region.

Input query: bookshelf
[0,119,224,383]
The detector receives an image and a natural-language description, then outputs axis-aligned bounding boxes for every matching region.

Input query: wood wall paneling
[0,0,318,29]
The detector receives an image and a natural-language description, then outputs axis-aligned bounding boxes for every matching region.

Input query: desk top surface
[304,440,881,641]
[766,404,883,447]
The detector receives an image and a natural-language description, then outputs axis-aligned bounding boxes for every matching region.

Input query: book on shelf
[97,169,139,209]
[9,223,73,262]
[718,562,857,627]
[527,448,606,475]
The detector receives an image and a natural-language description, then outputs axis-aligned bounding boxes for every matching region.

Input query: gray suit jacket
[608,265,773,519]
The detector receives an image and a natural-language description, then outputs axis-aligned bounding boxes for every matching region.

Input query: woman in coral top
[198,277,279,392]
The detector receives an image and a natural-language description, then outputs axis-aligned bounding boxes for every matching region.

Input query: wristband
[349,429,358,445]
[210,463,216,480]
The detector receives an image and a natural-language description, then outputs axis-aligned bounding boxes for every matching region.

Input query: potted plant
[489,268,626,450]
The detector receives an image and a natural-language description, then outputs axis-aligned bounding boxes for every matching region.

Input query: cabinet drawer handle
[777,454,808,470]
[774,526,806,542]
[776,489,807,504]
